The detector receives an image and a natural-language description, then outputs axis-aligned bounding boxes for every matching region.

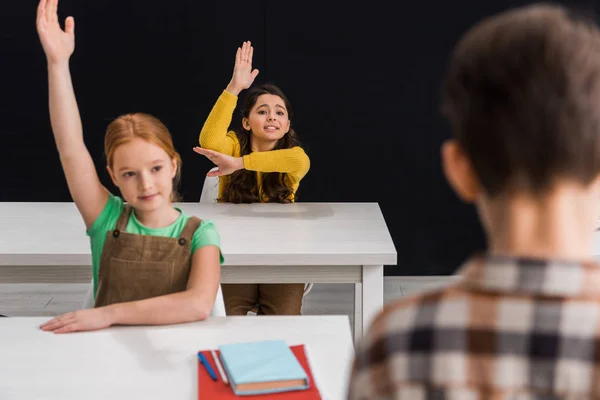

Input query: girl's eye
[152,166,162,172]
[122,171,135,178]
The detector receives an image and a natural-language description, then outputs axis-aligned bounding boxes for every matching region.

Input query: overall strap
[115,204,134,232]
[178,216,202,246]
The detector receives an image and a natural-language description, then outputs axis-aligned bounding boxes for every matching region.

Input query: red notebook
[198,344,322,399]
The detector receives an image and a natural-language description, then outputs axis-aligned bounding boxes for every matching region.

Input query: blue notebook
[218,340,310,396]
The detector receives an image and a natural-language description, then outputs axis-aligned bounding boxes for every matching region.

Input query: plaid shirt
[348,255,600,400]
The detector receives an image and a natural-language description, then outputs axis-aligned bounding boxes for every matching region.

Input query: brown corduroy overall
[94,205,201,307]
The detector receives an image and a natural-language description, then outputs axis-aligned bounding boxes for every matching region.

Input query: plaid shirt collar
[457,253,600,297]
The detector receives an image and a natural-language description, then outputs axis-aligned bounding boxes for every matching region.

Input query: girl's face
[107,137,177,213]
[243,94,290,150]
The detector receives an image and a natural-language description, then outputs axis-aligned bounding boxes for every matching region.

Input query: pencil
[211,350,229,385]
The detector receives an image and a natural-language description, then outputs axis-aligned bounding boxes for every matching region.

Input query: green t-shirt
[87,194,223,295]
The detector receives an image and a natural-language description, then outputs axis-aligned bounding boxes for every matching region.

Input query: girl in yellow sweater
[193,41,310,315]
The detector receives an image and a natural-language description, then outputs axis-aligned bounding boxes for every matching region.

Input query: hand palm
[232,65,255,90]
[37,0,75,64]
[192,147,241,177]
[230,41,259,90]
[40,24,74,63]
[213,153,238,175]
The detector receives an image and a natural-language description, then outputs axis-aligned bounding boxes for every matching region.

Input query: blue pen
[197,352,217,381]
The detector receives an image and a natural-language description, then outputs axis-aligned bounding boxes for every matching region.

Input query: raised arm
[196,41,259,154]
[36,0,108,229]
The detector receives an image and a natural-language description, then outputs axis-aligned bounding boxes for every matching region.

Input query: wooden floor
[0,277,459,325]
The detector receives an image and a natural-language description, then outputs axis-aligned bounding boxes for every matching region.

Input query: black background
[1,1,595,275]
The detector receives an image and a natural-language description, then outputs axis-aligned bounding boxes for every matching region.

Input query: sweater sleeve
[198,90,238,156]
[242,146,310,184]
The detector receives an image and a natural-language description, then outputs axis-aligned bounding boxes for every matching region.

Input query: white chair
[82,281,95,309]
[199,168,220,204]
[210,284,226,316]
[199,167,314,309]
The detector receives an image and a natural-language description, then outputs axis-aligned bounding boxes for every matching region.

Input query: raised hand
[225,41,260,96]
[36,0,75,64]
[193,147,244,177]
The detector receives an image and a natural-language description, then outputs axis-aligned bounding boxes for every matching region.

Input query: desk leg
[353,283,362,344]
[358,265,384,344]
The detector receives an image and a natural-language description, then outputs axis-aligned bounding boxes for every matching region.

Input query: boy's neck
[481,185,598,262]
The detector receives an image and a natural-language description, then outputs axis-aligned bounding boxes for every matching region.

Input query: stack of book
[197,339,324,399]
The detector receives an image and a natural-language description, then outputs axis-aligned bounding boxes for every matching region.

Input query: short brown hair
[441,3,600,196]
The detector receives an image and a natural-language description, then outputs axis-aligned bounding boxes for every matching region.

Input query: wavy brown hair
[220,84,302,203]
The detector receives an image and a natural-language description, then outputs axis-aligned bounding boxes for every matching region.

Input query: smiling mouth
[264,126,279,132]
[139,194,157,201]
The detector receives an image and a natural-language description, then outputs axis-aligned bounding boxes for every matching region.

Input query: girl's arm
[197,90,238,155]
[37,0,108,230]
[242,147,310,184]
[40,245,221,333]
[105,245,221,325]
[196,41,259,155]
[193,146,310,184]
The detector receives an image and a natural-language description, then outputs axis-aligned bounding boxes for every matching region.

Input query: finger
[193,147,216,157]
[40,313,66,327]
[235,47,241,65]
[40,318,58,329]
[65,16,74,36]
[54,322,80,334]
[206,169,222,177]
[40,317,58,327]
[51,311,76,324]
[47,0,57,23]
[249,45,254,64]
[42,322,65,331]
[44,0,52,22]
[41,318,69,331]
[41,314,75,330]
[37,0,47,23]
[242,41,249,61]
[196,151,218,163]
[251,69,259,80]
[37,10,48,33]
[51,0,58,23]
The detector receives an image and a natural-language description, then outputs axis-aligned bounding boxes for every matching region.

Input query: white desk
[0,316,354,400]
[0,202,397,343]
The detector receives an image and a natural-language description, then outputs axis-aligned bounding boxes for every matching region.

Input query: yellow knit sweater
[199,90,310,202]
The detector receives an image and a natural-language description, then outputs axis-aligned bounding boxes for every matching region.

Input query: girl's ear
[171,158,177,179]
[242,117,251,131]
